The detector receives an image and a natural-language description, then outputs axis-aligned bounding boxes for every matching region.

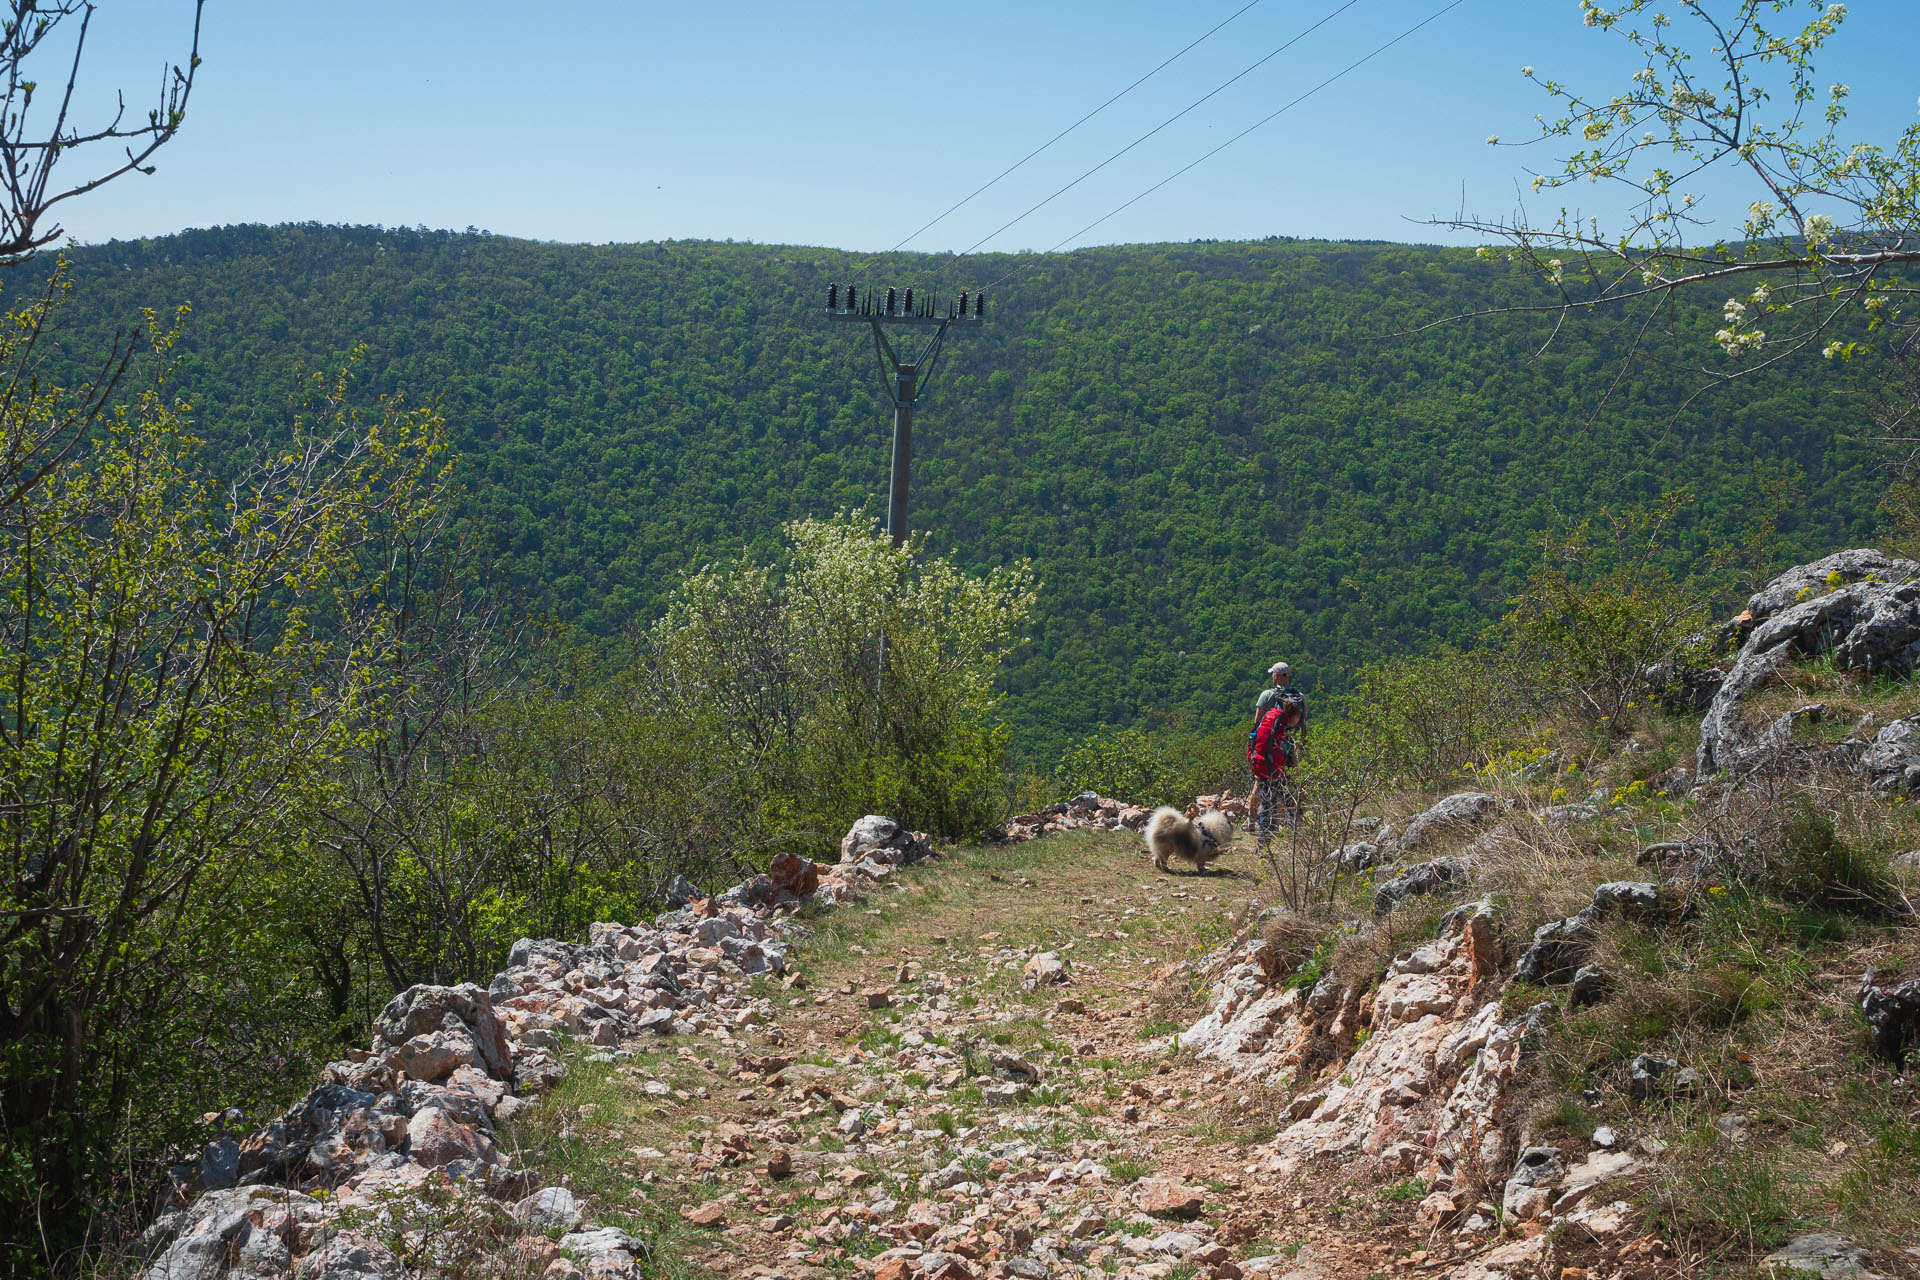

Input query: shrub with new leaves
[655,515,1037,849]
[1056,718,1248,809]
[1352,646,1529,788]
[1501,493,1712,728]
[0,271,450,1257]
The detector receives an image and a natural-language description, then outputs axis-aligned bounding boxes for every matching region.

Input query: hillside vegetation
[11,226,1877,757]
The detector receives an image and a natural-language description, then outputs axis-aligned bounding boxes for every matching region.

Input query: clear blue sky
[51,1,1920,253]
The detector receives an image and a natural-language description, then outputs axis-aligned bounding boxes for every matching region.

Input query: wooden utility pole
[825,283,984,546]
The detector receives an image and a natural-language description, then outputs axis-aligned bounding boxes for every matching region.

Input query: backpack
[1247,691,1304,779]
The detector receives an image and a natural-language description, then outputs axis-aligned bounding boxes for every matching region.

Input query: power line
[943,0,1364,268]
[978,0,1472,294]
[887,0,1266,255]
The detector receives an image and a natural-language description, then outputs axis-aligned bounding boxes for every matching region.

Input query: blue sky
[50,1,1920,253]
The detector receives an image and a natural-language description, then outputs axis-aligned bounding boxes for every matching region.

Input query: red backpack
[1247,699,1300,779]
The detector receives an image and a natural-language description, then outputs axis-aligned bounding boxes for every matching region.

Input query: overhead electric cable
[945,0,1363,265]
[978,0,1472,294]
[887,0,1266,255]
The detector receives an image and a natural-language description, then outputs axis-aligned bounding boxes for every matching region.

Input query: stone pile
[988,792,1152,844]
[137,814,938,1280]
[1186,787,1252,823]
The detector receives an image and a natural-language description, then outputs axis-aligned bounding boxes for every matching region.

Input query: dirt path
[512,829,1455,1280]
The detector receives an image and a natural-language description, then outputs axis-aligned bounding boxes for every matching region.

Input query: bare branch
[0,0,206,264]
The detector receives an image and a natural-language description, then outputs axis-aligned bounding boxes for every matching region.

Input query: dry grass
[1739,657,1920,741]
[1499,757,1920,1267]
[1260,704,1920,1266]
[1259,906,1344,978]
[1463,815,1645,928]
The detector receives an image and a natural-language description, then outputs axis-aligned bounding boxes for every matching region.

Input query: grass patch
[497,1054,714,1278]
[1650,1123,1800,1256]
[1378,1176,1430,1205]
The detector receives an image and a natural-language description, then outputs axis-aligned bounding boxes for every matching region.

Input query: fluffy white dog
[1145,806,1233,873]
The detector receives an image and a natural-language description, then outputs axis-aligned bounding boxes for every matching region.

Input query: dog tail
[1145,806,1187,870]
[1146,806,1188,843]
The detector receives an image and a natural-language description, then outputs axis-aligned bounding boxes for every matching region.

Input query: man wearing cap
[1251,662,1306,841]
[1255,662,1302,722]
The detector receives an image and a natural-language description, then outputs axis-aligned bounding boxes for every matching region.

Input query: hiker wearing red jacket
[1248,662,1306,845]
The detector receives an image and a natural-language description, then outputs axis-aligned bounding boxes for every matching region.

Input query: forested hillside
[14,225,1876,756]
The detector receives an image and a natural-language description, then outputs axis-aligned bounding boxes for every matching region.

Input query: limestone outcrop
[1697,549,1920,777]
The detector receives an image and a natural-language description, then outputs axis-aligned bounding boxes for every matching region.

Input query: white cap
[1268,661,1291,677]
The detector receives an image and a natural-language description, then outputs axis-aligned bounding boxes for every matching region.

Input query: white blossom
[1805,213,1835,245]
[1521,65,1534,76]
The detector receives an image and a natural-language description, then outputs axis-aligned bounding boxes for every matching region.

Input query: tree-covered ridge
[15,225,1877,757]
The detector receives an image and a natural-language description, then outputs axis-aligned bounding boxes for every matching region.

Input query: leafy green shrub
[1058,725,1187,806]
[0,294,452,1262]
[656,514,1037,847]
[1351,646,1527,788]
[1500,493,1714,728]
[1056,716,1246,808]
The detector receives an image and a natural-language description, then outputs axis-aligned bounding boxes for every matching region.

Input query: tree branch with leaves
[1439,0,1918,410]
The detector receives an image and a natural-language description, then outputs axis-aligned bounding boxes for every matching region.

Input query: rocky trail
[498,826,1481,1280]
[138,802,1920,1280]
[149,815,1753,1280]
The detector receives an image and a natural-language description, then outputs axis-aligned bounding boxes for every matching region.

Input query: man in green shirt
[1254,661,1301,722]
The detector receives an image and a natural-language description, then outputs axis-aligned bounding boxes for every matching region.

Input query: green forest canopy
[11,225,1877,759]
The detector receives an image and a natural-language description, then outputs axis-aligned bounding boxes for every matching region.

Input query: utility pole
[825,282,984,547]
